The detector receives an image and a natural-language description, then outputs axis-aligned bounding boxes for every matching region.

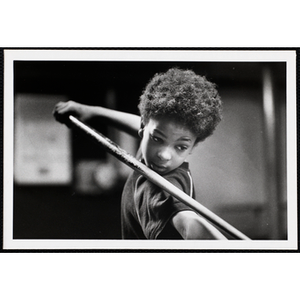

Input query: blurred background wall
[13,60,287,240]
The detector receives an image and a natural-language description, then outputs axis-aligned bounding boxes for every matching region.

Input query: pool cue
[68,115,251,240]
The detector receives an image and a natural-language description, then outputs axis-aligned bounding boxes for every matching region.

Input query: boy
[53,68,226,240]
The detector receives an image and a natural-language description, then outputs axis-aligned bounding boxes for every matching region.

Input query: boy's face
[140,116,197,175]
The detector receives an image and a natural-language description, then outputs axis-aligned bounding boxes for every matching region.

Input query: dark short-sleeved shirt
[121,154,195,239]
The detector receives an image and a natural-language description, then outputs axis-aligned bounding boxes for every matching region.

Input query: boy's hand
[53,100,86,127]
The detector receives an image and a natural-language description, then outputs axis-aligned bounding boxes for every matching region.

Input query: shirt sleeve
[133,167,194,239]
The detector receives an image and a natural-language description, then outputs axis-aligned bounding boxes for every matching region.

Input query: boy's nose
[157,148,171,161]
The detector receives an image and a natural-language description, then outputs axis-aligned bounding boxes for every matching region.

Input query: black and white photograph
[1,1,299,298]
[3,49,297,250]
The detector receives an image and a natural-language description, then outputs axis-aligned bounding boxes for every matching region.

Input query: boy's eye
[150,135,162,143]
[176,145,188,152]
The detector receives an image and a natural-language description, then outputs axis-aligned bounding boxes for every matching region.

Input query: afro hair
[138,68,222,143]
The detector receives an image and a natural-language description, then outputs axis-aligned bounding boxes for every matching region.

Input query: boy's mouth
[150,162,168,173]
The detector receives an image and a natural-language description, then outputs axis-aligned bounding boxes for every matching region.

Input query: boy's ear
[138,128,144,138]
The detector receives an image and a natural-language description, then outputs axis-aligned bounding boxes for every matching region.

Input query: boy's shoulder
[163,161,193,193]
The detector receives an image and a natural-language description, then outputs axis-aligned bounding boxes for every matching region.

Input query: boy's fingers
[53,102,72,126]
[53,102,64,114]
[55,102,69,113]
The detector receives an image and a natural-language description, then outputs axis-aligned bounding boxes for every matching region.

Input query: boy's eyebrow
[153,129,193,142]
[178,137,193,142]
[153,128,167,138]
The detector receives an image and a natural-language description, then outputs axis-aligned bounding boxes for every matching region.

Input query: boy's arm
[53,101,141,137]
[171,210,228,240]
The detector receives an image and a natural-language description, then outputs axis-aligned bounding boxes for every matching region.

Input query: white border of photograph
[3,49,297,250]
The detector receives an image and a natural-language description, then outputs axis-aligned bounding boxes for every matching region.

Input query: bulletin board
[14,94,72,184]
